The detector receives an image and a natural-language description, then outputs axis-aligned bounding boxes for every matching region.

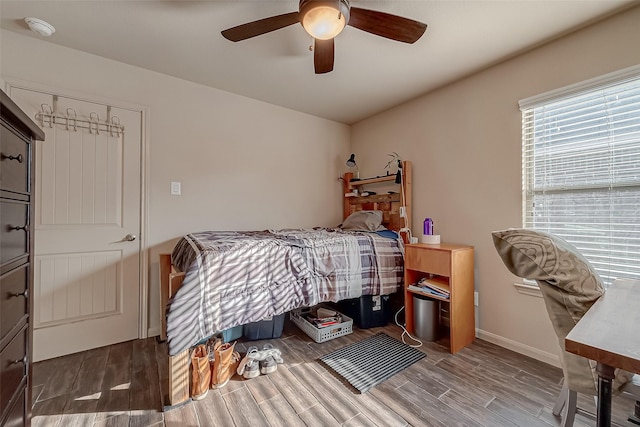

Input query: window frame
[517,65,640,295]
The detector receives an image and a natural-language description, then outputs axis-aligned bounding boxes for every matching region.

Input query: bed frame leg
[168,349,190,407]
[160,253,190,408]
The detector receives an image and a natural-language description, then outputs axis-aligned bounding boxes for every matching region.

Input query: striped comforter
[166,228,404,355]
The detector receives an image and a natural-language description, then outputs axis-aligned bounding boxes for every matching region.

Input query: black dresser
[1,89,45,427]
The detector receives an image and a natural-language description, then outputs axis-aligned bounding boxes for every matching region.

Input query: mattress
[166,228,404,355]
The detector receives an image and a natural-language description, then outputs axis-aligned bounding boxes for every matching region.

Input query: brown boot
[205,338,218,390]
[212,340,240,389]
[190,344,211,400]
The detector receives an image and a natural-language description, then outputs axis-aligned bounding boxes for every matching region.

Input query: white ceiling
[1,1,635,124]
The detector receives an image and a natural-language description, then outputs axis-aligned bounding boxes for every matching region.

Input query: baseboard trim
[476,329,561,368]
[147,326,161,338]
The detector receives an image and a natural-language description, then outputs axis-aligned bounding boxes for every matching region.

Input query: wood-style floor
[32,320,636,427]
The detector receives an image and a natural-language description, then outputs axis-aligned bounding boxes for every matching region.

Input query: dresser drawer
[0,200,28,266]
[0,265,28,345]
[1,386,26,427]
[0,326,27,416]
[0,124,29,195]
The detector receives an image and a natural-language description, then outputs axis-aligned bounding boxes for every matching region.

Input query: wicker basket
[290,306,353,343]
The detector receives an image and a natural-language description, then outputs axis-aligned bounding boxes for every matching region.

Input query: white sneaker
[259,344,283,375]
[237,346,260,379]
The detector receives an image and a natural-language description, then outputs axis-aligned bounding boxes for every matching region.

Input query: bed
[160,161,412,406]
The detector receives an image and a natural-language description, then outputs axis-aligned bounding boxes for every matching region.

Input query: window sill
[513,281,542,298]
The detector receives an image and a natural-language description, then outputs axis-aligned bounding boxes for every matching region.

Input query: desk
[565,278,640,427]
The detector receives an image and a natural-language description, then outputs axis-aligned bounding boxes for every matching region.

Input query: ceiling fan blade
[314,38,334,74]
[348,7,427,44]
[221,12,299,42]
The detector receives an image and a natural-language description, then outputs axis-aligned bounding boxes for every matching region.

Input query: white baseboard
[145,324,560,366]
[476,329,561,368]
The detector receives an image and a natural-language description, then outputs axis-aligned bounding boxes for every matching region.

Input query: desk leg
[629,400,640,425]
[596,363,615,427]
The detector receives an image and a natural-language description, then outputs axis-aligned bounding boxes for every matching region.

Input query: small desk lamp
[346,153,359,179]
[395,160,403,184]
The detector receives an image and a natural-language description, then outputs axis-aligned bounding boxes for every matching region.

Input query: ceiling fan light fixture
[222,0,426,73]
[300,1,350,40]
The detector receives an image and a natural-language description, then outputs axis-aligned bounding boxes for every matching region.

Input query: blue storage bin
[243,313,285,340]
[221,325,243,342]
[193,324,243,347]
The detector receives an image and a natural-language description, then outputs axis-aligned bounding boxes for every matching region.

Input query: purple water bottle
[423,218,433,235]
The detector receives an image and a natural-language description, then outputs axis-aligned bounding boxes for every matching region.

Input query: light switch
[171,181,181,196]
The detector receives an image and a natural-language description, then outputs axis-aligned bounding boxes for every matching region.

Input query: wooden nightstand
[404,243,475,353]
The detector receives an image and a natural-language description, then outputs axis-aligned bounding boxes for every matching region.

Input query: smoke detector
[25,17,55,37]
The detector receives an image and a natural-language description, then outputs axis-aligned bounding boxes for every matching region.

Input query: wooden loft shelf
[342,160,412,240]
[349,174,396,187]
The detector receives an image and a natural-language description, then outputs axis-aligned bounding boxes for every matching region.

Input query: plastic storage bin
[290,306,353,343]
[413,294,439,341]
[243,313,285,340]
[335,295,391,329]
[194,325,243,346]
[221,325,243,342]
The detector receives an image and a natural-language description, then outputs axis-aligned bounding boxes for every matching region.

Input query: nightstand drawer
[405,246,451,276]
[0,124,29,195]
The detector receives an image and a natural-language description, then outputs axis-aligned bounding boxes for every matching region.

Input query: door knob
[124,234,136,241]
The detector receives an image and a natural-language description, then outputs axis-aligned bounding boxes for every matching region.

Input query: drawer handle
[13,355,28,365]
[10,224,29,232]
[10,289,28,299]
[2,153,24,163]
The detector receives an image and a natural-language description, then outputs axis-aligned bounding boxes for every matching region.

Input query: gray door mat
[319,332,426,393]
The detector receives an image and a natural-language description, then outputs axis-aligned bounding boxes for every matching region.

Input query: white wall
[0,29,351,337]
[351,5,640,365]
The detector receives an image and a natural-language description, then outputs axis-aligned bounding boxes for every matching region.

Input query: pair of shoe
[236,343,283,379]
[190,339,241,400]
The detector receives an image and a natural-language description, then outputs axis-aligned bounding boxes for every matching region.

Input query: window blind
[521,73,640,285]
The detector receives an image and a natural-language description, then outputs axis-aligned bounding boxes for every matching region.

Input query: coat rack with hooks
[35,95,125,137]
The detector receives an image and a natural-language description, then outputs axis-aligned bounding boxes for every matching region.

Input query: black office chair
[492,228,640,426]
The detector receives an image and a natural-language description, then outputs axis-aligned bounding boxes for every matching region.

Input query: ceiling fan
[221,0,427,74]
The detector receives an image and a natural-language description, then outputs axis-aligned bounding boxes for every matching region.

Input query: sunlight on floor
[74,392,101,401]
[111,382,131,391]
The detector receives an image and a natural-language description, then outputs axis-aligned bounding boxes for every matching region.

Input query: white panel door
[10,87,142,361]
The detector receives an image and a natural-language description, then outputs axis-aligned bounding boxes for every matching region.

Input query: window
[520,67,640,286]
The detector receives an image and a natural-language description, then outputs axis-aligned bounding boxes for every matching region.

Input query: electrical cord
[394,305,423,348]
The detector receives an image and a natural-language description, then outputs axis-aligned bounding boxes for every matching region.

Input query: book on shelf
[418,277,450,296]
[408,277,450,299]
[407,284,450,299]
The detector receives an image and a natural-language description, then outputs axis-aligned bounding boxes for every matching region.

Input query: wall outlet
[399,206,407,218]
[409,237,418,244]
[474,291,479,307]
